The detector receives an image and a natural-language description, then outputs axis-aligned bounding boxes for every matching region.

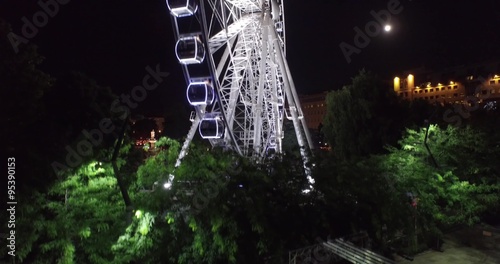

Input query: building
[299,92,328,130]
[393,61,500,104]
[299,92,330,150]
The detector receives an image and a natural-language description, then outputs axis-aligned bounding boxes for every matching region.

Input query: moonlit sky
[1,0,499,116]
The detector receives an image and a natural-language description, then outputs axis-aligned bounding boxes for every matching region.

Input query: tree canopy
[322,70,432,161]
[3,22,500,263]
[322,70,404,160]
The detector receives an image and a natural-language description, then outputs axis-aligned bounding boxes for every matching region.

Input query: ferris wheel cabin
[186,82,215,106]
[175,36,205,64]
[199,117,224,139]
[166,0,198,17]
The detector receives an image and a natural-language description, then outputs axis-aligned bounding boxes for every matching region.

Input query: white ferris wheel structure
[165,0,314,185]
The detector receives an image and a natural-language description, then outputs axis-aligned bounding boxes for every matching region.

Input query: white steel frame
[168,0,313,177]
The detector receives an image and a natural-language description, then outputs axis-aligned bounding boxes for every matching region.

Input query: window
[491,80,496,85]
[448,86,452,90]
[453,85,458,89]
[425,90,428,93]
[441,87,445,91]
[430,96,434,99]
[430,89,434,92]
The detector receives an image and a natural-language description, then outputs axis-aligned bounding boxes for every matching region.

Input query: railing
[323,239,395,264]
[289,232,395,264]
[288,243,343,264]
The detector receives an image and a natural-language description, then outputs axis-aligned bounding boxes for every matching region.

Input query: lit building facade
[299,92,330,150]
[393,61,500,104]
[299,92,328,130]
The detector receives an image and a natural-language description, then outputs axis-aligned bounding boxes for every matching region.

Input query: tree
[1,159,131,263]
[281,120,299,154]
[114,136,325,263]
[313,123,500,256]
[1,20,55,190]
[381,125,500,251]
[1,20,121,192]
[313,153,411,250]
[322,70,407,161]
[46,70,124,173]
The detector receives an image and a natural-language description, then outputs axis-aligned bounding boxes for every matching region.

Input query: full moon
[384,25,392,32]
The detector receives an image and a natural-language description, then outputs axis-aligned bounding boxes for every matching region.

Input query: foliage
[0,192,47,263]
[1,21,134,263]
[4,35,499,263]
[5,129,499,263]
[314,124,500,254]
[386,124,499,183]
[45,71,120,152]
[1,20,57,191]
[134,136,179,194]
[1,21,125,224]
[118,137,322,263]
[0,21,53,127]
[35,161,128,263]
[322,70,406,161]
[381,125,500,241]
[112,210,157,263]
[313,153,411,244]
[5,134,135,263]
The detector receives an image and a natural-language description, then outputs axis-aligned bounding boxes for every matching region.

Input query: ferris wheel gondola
[166,0,198,17]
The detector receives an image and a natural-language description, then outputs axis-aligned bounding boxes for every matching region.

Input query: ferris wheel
[165,0,314,175]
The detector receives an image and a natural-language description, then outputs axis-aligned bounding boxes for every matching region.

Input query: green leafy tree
[322,70,407,161]
[314,123,500,255]
[313,153,411,248]
[111,210,158,263]
[35,161,130,264]
[381,125,500,250]
[113,136,322,263]
[1,20,55,189]
[3,139,137,263]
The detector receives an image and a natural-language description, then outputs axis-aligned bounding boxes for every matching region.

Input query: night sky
[1,0,499,116]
